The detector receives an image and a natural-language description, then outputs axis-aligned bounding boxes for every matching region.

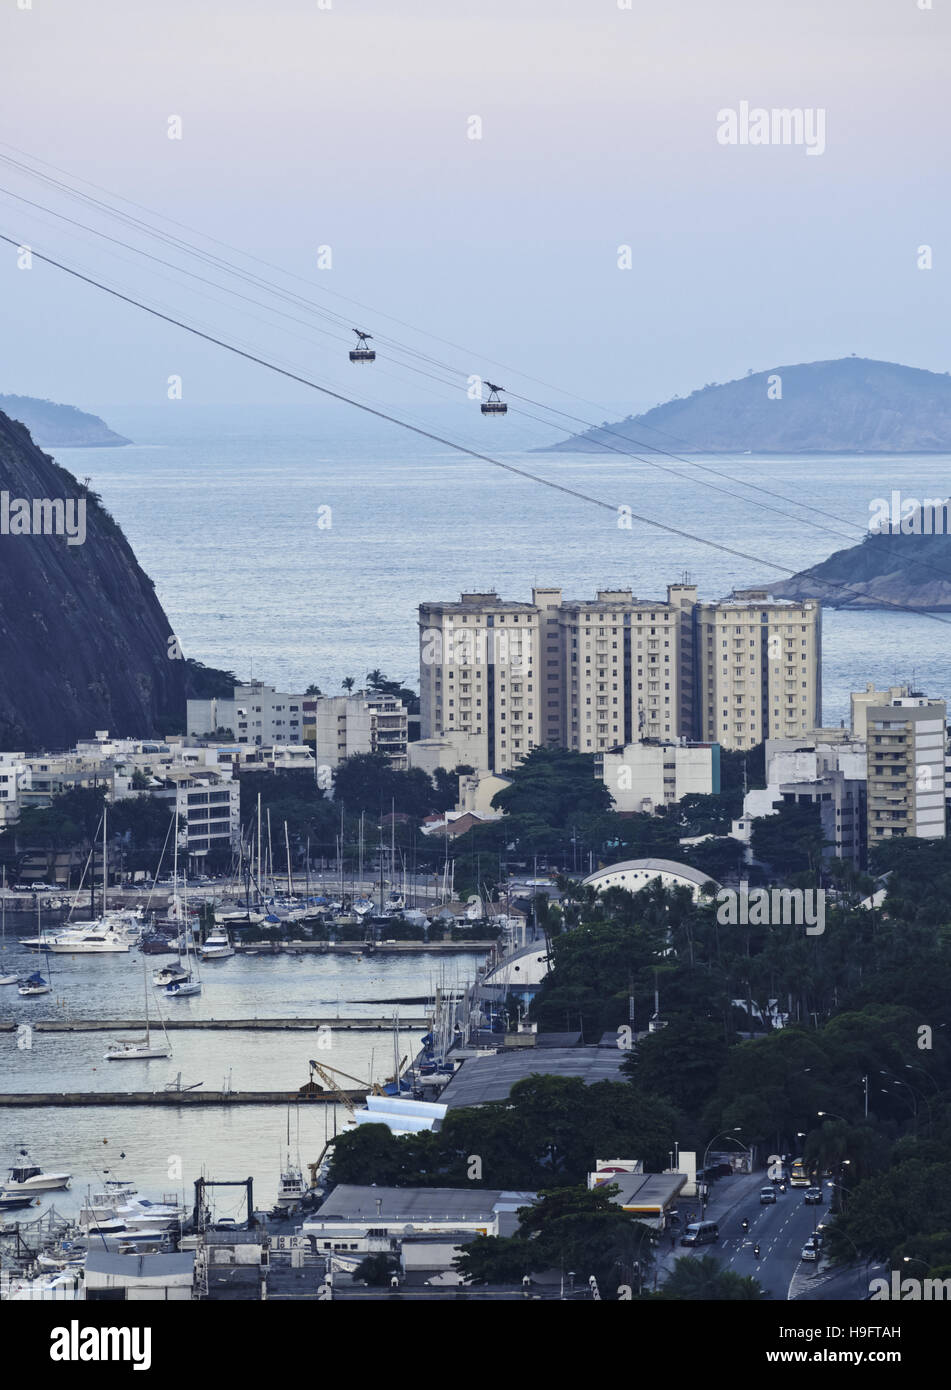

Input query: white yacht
[199,929,234,959]
[5,1157,71,1192]
[47,925,132,953]
[115,1197,186,1231]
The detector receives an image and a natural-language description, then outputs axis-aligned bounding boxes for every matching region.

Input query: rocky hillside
[0,394,130,448]
[0,409,181,748]
[537,358,951,454]
[770,525,951,611]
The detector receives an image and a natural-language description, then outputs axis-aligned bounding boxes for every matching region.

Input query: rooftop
[312,1185,537,1223]
[438,1047,627,1109]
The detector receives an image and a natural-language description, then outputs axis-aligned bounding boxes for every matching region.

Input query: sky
[0,0,947,420]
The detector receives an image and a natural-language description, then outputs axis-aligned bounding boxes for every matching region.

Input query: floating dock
[0,1017,430,1033]
[0,1089,365,1107]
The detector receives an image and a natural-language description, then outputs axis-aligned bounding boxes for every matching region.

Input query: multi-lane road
[663,1171,871,1301]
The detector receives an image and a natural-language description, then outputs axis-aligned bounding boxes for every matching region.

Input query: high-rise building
[418,593,541,774]
[694,590,821,751]
[865,694,947,844]
[419,584,822,769]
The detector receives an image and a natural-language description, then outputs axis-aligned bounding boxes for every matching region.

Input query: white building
[84,1251,194,1302]
[602,740,719,814]
[302,691,408,772]
[187,683,305,746]
[581,857,718,900]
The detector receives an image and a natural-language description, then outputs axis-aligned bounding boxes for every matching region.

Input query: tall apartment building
[420,584,822,769]
[301,692,409,772]
[866,694,947,845]
[419,593,542,774]
[694,590,821,751]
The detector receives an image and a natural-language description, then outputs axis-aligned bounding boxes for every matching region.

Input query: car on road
[804,1187,824,1204]
[801,1235,822,1261]
[759,1186,777,1204]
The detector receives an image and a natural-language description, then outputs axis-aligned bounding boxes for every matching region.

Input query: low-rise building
[187,683,305,746]
[602,739,719,813]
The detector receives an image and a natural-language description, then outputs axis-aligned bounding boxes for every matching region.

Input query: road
[657,1171,865,1300]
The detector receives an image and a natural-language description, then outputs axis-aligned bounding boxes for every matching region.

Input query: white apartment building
[602,740,719,814]
[420,584,823,768]
[419,593,542,774]
[866,694,947,845]
[302,692,408,771]
[150,768,242,860]
[695,590,821,751]
[186,684,305,746]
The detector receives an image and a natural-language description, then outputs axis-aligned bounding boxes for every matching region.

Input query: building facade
[693,589,821,752]
[420,584,822,769]
[866,694,947,845]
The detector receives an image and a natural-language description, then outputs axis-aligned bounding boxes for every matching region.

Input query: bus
[790,1158,809,1187]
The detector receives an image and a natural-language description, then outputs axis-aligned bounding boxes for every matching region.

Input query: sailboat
[165,875,201,997]
[104,956,172,1060]
[18,899,51,994]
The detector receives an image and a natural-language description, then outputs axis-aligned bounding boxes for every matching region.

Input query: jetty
[0,1016,430,1034]
[0,1089,365,1108]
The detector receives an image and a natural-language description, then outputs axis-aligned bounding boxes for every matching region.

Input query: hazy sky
[0,0,947,420]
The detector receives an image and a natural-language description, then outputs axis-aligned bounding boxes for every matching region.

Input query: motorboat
[47,926,132,954]
[5,1158,71,1192]
[115,1198,186,1231]
[276,1160,305,1208]
[2,1268,85,1301]
[199,929,234,960]
[0,1190,39,1210]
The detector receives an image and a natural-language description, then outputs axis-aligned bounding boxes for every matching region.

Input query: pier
[0,1016,430,1033]
[0,1089,365,1107]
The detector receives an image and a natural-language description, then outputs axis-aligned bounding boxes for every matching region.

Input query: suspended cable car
[481,382,507,415]
[349,330,376,363]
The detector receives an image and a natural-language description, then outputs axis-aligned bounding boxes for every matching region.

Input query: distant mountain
[536,358,951,454]
[0,394,130,448]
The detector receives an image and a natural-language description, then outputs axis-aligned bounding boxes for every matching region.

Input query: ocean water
[6,403,951,1215]
[0,946,481,1212]
[54,402,951,724]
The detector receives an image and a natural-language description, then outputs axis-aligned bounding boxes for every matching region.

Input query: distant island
[769,524,951,611]
[0,393,130,448]
[536,357,951,455]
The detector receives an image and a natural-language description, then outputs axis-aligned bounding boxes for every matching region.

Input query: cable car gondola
[349,330,376,363]
[481,382,507,415]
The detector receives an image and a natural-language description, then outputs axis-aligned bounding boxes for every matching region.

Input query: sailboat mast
[284,820,292,898]
[257,793,262,908]
[102,803,108,916]
[267,809,274,899]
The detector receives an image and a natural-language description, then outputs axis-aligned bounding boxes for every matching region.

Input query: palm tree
[365,668,385,691]
[341,676,356,693]
[304,684,322,696]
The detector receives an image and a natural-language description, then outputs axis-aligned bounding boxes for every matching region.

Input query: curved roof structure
[581,857,719,897]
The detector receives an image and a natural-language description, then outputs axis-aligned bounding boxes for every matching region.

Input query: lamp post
[699,1128,742,1217]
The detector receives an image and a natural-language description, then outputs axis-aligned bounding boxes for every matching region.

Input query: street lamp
[903,1256,932,1275]
[699,1128,743,1217]
[817,1110,849,1123]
